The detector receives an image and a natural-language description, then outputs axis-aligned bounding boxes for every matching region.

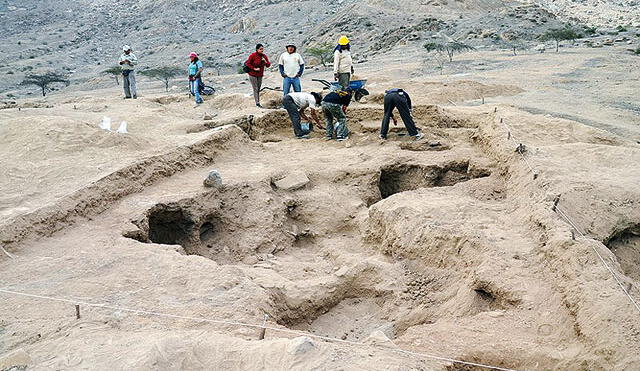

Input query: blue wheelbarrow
[312,79,370,102]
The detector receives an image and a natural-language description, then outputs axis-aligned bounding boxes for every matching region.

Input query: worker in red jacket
[246,44,271,108]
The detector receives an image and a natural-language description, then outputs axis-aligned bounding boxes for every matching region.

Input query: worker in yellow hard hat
[333,35,354,89]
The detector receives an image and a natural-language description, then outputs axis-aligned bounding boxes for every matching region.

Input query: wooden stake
[552,195,561,211]
[257,314,268,340]
[75,304,80,319]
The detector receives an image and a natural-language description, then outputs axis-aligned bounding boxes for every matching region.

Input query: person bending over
[283,91,323,139]
[322,88,353,141]
[380,88,423,141]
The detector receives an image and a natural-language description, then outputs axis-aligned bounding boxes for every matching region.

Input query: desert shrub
[541,27,581,52]
[20,72,70,96]
[583,26,597,35]
[103,66,122,85]
[306,43,334,67]
[424,40,474,62]
[140,66,183,91]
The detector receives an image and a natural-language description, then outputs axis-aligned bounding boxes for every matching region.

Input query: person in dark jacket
[322,89,353,141]
[246,44,271,108]
[380,88,423,140]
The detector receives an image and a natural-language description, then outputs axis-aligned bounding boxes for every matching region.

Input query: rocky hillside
[0,0,636,97]
[531,0,639,26]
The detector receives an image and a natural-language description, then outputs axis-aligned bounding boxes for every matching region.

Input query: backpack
[325,89,353,106]
[242,60,251,73]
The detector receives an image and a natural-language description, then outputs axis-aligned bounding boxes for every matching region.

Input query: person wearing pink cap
[188,52,204,104]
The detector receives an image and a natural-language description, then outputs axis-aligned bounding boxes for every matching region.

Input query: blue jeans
[190,78,203,104]
[282,77,301,96]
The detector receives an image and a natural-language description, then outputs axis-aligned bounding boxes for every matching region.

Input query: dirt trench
[119,138,531,354]
[0,125,248,250]
[1,101,585,369]
[606,224,640,284]
[378,160,490,199]
[189,103,472,143]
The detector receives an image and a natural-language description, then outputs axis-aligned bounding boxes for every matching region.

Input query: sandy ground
[1,45,640,370]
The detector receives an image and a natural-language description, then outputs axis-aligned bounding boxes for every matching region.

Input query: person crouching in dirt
[322,88,353,141]
[119,45,138,99]
[188,52,204,105]
[246,43,271,108]
[380,88,423,141]
[283,92,323,139]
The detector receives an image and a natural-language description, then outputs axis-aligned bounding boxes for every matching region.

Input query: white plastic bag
[116,121,128,134]
[99,116,112,131]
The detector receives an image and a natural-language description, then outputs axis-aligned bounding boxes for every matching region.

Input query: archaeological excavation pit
[147,205,196,246]
[123,185,294,264]
[294,297,392,342]
[606,225,640,283]
[268,278,399,342]
[378,160,491,199]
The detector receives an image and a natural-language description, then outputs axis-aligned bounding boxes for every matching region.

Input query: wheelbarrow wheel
[354,88,369,102]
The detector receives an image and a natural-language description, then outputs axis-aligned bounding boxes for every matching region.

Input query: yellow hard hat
[338,36,350,45]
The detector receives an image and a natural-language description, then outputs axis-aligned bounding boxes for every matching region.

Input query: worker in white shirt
[282,91,323,139]
[278,44,305,96]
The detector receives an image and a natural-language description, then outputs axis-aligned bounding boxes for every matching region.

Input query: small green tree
[634,47,640,55]
[20,72,70,96]
[140,67,183,91]
[541,28,581,52]
[306,43,334,68]
[424,41,475,62]
[103,66,121,85]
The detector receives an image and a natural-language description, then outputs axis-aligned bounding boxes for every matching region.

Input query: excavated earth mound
[0,97,639,370]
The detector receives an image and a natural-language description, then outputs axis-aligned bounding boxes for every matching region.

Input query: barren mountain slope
[0,0,591,97]
[531,0,640,26]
